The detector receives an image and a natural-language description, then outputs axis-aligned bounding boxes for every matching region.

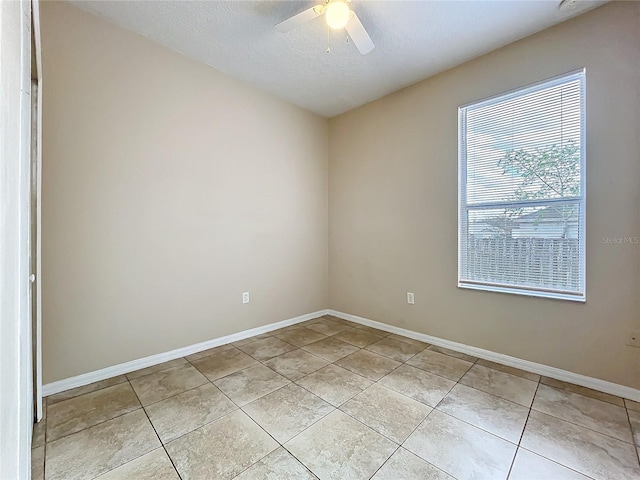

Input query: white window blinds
[458,70,586,301]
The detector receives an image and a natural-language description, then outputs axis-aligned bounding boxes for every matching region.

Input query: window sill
[458,282,586,303]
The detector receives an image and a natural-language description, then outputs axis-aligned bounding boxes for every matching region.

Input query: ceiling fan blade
[346,11,374,55]
[275,6,324,33]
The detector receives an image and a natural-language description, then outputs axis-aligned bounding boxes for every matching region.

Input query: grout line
[127,378,184,480]
[515,446,598,480]
[46,376,129,406]
[528,404,636,446]
[505,378,540,479]
[44,405,144,445]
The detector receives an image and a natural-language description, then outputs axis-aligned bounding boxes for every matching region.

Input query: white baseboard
[44,307,640,403]
[328,309,640,402]
[42,309,329,397]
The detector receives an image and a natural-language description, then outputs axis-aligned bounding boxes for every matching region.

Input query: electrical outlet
[242,292,250,304]
[627,331,640,348]
[407,292,415,305]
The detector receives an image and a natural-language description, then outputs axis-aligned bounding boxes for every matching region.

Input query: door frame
[31,0,43,422]
[0,0,34,477]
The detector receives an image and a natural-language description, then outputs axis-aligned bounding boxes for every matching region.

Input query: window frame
[458,70,586,302]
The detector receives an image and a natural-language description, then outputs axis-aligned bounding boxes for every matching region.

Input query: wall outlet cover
[242,292,250,304]
[407,292,415,305]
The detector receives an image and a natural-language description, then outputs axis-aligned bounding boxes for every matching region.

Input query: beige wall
[41,2,328,383]
[42,1,639,389]
[329,2,640,388]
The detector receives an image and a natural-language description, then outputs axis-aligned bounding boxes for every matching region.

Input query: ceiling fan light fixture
[325,1,350,29]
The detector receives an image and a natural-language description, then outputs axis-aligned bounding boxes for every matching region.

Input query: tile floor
[32,315,640,480]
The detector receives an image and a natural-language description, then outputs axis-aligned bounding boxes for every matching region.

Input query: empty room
[1,0,639,479]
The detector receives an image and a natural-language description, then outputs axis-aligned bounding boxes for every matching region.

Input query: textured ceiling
[71,0,606,117]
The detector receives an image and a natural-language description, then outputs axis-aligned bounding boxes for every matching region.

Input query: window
[458,70,585,301]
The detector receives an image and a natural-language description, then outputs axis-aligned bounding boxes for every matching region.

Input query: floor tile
[296,364,372,407]
[341,384,431,443]
[386,333,428,347]
[236,336,297,361]
[301,336,359,362]
[31,445,44,480]
[541,376,624,407]
[627,409,640,445]
[437,384,528,443]
[333,327,384,348]
[378,364,455,407]
[47,382,140,441]
[297,318,324,327]
[306,320,349,336]
[371,448,453,480]
[508,448,591,480]
[185,343,234,362]
[427,345,478,363]
[232,333,272,346]
[625,399,640,412]
[331,318,362,328]
[407,349,473,381]
[335,349,401,381]
[532,384,633,443]
[234,447,318,480]
[274,327,327,347]
[520,410,640,480]
[286,410,397,480]
[459,364,538,407]
[45,409,160,480]
[165,410,278,480]
[404,410,516,480]
[213,364,289,406]
[475,359,540,382]
[94,448,180,479]
[268,324,304,336]
[127,358,188,380]
[263,349,329,381]
[322,315,347,323]
[355,325,391,336]
[243,383,334,443]
[47,375,128,405]
[32,419,45,448]
[365,336,425,362]
[190,348,258,381]
[130,363,208,406]
[145,383,237,443]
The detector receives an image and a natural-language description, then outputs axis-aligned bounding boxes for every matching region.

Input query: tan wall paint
[41,2,328,383]
[329,2,640,388]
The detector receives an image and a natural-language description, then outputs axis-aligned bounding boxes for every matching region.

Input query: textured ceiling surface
[71,0,605,117]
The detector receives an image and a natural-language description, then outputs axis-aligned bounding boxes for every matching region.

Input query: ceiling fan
[275,0,375,55]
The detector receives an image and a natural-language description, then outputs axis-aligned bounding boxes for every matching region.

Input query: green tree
[489,141,581,238]
[498,141,581,200]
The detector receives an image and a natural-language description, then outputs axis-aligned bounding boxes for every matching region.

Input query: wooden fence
[465,237,580,291]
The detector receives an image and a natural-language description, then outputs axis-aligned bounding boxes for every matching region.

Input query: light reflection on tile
[532,384,632,443]
[520,410,640,480]
[404,410,516,480]
[509,448,591,480]
[372,448,454,480]
[437,383,528,443]
[459,364,537,407]
[234,447,318,480]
